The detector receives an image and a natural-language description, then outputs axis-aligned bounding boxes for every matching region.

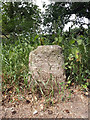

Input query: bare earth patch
[1,86,89,118]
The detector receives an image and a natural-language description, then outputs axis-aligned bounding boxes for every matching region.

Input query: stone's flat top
[30,45,62,55]
[37,45,62,50]
[37,45,62,47]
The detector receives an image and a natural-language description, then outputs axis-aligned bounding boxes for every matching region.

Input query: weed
[2,29,89,105]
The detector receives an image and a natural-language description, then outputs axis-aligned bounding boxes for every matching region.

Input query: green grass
[2,36,33,94]
[2,33,89,104]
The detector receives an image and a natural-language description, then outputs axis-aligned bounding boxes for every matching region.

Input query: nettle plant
[53,34,89,90]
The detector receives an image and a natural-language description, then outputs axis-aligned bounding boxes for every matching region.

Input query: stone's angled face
[29,45,66,84]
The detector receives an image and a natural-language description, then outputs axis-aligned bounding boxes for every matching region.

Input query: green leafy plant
[53,28,89,90]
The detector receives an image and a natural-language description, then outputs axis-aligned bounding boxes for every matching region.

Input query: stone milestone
[29,45,66,86]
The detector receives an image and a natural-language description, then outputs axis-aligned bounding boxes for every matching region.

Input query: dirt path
[1,87,89,118]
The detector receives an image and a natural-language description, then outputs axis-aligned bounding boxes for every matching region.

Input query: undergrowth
[1,31,90,104]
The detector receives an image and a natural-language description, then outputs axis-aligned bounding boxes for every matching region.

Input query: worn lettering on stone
[29,45,66,86]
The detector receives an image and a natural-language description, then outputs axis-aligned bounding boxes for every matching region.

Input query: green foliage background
[1,2,90,97]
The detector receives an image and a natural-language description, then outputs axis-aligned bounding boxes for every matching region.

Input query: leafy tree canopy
[43,2,90,34]
[2,2,42,37]
[69,2,90,20]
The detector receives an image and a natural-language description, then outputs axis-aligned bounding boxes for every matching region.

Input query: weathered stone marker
[29,45,66,86]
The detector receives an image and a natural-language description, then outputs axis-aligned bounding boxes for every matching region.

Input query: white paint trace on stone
[33,110,38,115]
[51,46,53,48]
